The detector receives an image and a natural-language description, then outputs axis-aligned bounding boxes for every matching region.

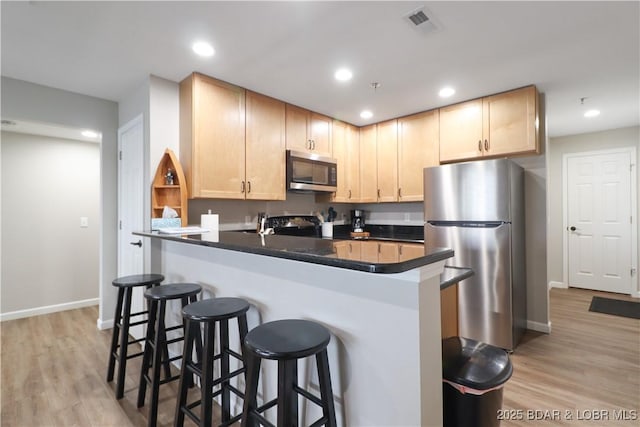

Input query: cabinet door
[398,243,425,262]
[360,241,379,263]
[439,99,483,163]
[332,121,361,203]
[441,283,459,339]
[359,124,378,203]
[346,124,361,201]
[376,119,398,202]
[310,113,332,156]
[484,85,539,157]
[331,120,350,202]
[397,110,439,201]
[245,91,286,200]
[285,104,311,152]
[378,242,399,263]
[191,74,246,198]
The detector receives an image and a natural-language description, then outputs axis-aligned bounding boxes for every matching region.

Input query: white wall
[1,132,100,316]
[1,76,118,325]
[548,126,640,292]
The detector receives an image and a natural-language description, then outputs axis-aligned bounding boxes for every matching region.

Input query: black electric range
[264,215,322,237]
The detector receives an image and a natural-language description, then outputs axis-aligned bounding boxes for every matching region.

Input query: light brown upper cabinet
[376,120,399,203]
[439,85,539,163]
[180,73,246,199]
[397,110,440,201]
[285,104,332,157]
[358,124,379,203]
[180,74,285,200]
[331,120,360,203]
[245,91,286,200]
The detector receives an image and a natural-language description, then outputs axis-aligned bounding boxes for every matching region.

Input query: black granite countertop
[440,266,474,290]
[134,230,453,274]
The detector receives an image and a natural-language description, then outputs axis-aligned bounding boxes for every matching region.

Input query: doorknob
[130,240,142,247]
[569,226,577,231]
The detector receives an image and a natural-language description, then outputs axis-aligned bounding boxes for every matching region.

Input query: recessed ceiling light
[360,110,373,119]
[334,68,353,82]
[192,41,215,57]
[81,130,99,138]
[584,109,600,118]
[439,87,455,98]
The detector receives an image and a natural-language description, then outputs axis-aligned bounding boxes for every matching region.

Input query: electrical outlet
[80,217,89,228]
[404,213,411,222]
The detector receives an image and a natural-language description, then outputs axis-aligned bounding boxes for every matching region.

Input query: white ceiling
[1,1,638,138]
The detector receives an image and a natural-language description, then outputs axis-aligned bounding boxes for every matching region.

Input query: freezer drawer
[425,222,514,349]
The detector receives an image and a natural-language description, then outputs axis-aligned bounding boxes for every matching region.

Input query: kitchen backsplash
[188,194,425,229]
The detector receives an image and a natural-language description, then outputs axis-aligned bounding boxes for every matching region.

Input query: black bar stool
[107,273,165,399]
[137,283,203,427]
[175,297,250,427]
[241,319,337,427]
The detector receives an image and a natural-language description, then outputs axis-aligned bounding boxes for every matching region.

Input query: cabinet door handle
[247,181,251,193]
[348,189,352,199]
[378,243,381,254]
[311,139,315,150]
[398,188,402,198]
[241,181,245,193]
[377,189,381,199]
[399,245,403,255]
[478,140,482,152]
[484,139,489,151]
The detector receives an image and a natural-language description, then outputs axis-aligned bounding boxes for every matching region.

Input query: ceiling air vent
[403,6,439,34]
[408,10,429,26]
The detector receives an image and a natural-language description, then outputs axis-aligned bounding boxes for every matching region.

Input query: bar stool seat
[137,283,202,427]
[107,273,164,399]
[175,297,250,427]
[241,319,337,427]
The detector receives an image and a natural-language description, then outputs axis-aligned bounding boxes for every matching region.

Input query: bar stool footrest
[294,384,324,407]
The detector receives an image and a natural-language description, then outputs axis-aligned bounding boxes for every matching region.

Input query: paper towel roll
[201,213,219,231]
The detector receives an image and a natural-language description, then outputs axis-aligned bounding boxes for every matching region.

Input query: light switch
[80,217,89,228]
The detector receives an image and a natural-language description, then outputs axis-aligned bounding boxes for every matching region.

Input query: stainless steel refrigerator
[424,158,526,351]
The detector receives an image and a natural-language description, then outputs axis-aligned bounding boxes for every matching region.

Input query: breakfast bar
[135,230,459,426]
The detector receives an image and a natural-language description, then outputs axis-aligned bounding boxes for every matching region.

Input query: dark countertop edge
[440,266,474,290]
[134,231,453,274]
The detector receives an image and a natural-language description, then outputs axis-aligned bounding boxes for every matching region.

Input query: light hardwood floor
[1,288,638,426]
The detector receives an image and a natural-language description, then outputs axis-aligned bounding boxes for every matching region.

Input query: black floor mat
[589,296,640,319]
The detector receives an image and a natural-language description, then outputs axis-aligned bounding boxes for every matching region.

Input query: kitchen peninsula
[135,230,466,426]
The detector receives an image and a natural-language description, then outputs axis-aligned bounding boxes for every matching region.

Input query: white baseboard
[527,320,552,334]
[548,281,567,289]
[97,318,114,330]
[0,298,99,322]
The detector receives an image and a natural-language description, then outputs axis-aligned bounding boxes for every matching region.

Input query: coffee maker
[350,209,366,233]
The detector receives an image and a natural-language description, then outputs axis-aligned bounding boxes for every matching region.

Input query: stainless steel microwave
[286,150,337,192]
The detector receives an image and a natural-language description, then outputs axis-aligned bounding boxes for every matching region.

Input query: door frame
[562,146,638,297]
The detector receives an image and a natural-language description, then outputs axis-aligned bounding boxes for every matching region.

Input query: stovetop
[266,215,321,237]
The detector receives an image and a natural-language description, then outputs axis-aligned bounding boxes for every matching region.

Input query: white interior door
[117,115,145,339]
[567,150,633,294]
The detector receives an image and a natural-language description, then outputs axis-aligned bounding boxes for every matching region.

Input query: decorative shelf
[152,148,188,226]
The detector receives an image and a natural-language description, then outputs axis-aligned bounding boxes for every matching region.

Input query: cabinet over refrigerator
[424,158,526,350]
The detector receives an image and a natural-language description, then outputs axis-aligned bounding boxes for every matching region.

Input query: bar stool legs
[175,297,251,427]
[107,273,164,400]
[137,283,202,427]
[241,319,337,427]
